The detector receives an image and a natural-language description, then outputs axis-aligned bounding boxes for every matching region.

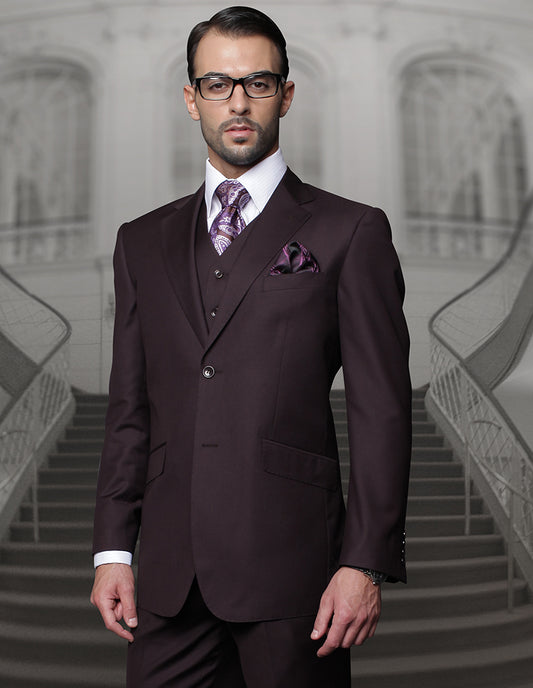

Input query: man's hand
[311,566,381,656]
[90,563,137,642]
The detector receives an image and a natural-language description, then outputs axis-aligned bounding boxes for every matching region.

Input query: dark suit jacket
[93,169,411,622]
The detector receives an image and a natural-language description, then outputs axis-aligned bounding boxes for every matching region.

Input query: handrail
[0,264,74,541]
[0,264,72,423]
[427,190,533,611]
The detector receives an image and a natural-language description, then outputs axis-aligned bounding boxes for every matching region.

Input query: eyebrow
[199,70,277,78]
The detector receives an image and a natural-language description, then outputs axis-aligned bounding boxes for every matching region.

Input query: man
[91,6,411,687]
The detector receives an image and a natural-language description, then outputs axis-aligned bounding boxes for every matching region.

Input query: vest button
[202,365,215,379]
[214,269,224,279]
[210,308,217,318]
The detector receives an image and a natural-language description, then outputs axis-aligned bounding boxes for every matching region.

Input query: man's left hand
[311,566,381,656]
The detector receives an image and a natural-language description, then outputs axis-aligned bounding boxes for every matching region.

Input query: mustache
[220,117,262,133]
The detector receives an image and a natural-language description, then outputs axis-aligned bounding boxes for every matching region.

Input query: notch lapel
[161,187,208,347]
[204,171,313,353]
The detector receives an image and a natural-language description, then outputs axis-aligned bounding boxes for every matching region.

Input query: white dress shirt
[94,148,287,568]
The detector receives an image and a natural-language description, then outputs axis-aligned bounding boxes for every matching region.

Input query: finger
[311,594,334,640]
[340,624,360,649]
[316,617,349,657]
[99,602,135,642]
[118,583,138,628]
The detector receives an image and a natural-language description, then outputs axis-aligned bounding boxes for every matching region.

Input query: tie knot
[215,180,250,211]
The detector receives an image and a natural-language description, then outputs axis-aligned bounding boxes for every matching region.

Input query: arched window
[167,54,322,200]
[400,57,527,260]
[0,61,92,264]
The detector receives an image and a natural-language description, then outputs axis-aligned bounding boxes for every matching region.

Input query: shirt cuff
[94,550,133,568]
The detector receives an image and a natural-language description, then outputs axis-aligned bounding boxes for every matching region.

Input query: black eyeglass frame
[193,72,285,101]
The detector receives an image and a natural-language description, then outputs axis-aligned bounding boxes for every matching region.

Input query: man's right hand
[90,563,137,642]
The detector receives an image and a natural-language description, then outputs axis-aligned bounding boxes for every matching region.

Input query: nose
[229,83,250,114]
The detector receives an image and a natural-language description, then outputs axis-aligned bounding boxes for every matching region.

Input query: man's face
[184,30,294,178]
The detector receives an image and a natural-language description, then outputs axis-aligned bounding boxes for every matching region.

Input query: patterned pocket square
[270,241,320,275]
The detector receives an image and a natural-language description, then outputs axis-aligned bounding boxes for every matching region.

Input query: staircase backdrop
[0,387,532,687]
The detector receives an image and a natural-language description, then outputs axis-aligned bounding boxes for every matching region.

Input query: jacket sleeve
[337,207,411,583]
[92,225,150,556]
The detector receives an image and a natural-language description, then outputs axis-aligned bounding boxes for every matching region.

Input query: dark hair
[187,6,289,83]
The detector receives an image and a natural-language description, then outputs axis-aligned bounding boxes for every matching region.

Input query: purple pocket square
[270,241,320,275]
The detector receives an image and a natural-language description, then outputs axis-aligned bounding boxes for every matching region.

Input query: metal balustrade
[0,265,74,541]
[427,193,533,611]
[0,220,90,266]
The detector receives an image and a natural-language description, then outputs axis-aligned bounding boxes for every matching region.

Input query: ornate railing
[407,215,520,261]
[0,265,74,541]
[0,219,90,265]
[427,194,533,610]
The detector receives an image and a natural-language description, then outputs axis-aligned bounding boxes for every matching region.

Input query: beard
[201,115,280,168]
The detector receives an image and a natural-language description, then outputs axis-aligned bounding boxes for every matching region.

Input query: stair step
[350,635,533,688]
[353,605,533,658]
[0,565,93,596]
[75,393,109,403]
[409,461,463,479]
[37,484,96,502]
[0,656,124,688]
[405,555,507,587]
[411,446,454,461]
[0,590,100,627]
[408,477,466,496]
[406,534,504,560]
[0,620,126,666]
[39,468,97,485]
[379,578,529,620]
[47,452,100,470]
[72,414,106,427]
[7,521,92,544]
[412,433,444,447]
[19,502,95,522]
[406,514,494,537]
[57,439,104,453]
[407,495,484,516]
[65,426,105,440]
[74,402,109,415]
[0,541,90,566]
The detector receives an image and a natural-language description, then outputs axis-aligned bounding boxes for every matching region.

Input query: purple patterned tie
[210,180,250,255]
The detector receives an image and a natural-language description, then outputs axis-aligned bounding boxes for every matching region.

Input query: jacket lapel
[204,170,313,352]
[161,186,208,347]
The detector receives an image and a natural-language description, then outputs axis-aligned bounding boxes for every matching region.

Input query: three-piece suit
[93,168,412,683]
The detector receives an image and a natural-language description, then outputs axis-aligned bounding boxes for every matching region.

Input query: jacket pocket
[145,442,166,484]
[262,438,338,491]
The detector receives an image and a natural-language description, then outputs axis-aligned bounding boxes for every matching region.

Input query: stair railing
[427,192,533,612]
[0,265,74,542]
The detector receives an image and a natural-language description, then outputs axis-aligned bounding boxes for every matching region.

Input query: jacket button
[214,269,224,279]
[210,308,217,318]
[202,365,215,378]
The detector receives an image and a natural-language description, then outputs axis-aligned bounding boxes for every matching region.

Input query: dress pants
[127,578,351,688]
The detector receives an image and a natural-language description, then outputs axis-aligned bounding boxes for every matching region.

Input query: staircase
[334,388,533,688]
[0,392,125,688]
[0,388,532,686]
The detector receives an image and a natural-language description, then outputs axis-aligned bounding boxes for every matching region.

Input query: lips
[225,125,254,134]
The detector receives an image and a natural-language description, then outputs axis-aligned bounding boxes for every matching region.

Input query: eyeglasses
[193,72,285,101]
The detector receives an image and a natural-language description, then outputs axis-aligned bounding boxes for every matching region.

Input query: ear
[184,84,201,121]
[279,80,295,118]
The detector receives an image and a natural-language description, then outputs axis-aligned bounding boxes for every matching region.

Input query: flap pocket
[262,438,338,491]
[146,443,166,484]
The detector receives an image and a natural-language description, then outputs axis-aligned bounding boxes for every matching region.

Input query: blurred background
[1,3,533,687]
[0,0,531,391]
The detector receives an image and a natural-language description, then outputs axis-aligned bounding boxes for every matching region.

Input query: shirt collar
[204,148,287,218]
